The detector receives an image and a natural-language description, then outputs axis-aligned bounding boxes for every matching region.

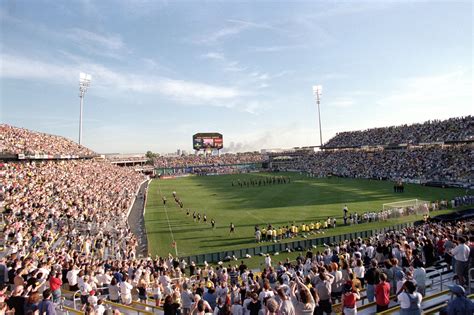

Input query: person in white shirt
[88,290,98,306]
[79,275,92,305]
[276,287,295,315]
[67,265,80,291]
[95,299,106,315]
[451,237,470,285]
[412,259,426,296]
[265,255,272,268]
[353,259,365,287]
[259,281,275,307]
[396,281,422,314]
[120,276,133,305]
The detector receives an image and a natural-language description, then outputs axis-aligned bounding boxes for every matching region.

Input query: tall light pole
[312,85,323,147]
[79,72,92,145]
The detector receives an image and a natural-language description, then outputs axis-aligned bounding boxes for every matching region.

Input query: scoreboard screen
[193,133,223,150]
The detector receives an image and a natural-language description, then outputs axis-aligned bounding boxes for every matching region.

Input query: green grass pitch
[144,172,465,257]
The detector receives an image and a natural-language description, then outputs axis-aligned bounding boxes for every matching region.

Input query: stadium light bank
[79,72,92,145]
[312,85,323,147]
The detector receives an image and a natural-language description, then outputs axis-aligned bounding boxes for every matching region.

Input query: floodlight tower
[312,85,323,147]
[78,72,92,145]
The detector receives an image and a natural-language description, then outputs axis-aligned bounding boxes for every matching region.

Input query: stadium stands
[153,152,265,168]
[1,121,473,314]
[0,124,96,157]
[323,116,473,148]
[272,144,472,185]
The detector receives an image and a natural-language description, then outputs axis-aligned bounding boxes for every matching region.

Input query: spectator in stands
[469,236,474,271]
[364,260,380,303]
[49,272,62,303]
[341,283,360,315]
[108,278,120,303]
[246,292,262,315]
[375,273,391,312]
[412,259,426,296]
[24,291,41,314]
[119,276,133,305]
[164,294,181,315]
[396,281,422,315]
[441,284,474,315]
[290,275,316,315]
[450,237,470,286]
[0,258,7,286]
[276,287,295,315]
[6,286,26,315]
[37,289,56,315]
[313,268,333,315]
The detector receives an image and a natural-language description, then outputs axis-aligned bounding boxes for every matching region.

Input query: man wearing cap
[441,284,474,315]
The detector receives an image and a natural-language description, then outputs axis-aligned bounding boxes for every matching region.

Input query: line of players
[254,218,338,243]
[231,175,291,188]
[163,191,217,228]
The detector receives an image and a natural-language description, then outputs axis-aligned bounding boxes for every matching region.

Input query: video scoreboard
[193,133,223,150]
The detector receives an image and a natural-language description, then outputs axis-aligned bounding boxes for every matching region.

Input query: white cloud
[223,61,246,72]
[0,53,241,105]
[194,19,279,44]
[201,52,225,60]
[68,28,124,50]
[0,54,77,81]
[250,44,306,53]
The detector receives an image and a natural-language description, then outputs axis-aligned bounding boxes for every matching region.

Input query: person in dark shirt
[423,239,436,267]
[238,261,247,275]
[441,284,474,315]
[163,294,180,315]
[247,293,261,315]
[364,260,381,303]
[7,286,27,315]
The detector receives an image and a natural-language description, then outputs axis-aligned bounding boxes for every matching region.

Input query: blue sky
[1,0,472,153]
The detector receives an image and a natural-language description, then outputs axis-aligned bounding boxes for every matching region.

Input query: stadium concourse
[0,117,473,315]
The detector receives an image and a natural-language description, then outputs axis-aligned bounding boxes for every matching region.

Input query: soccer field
[144,172,465,257]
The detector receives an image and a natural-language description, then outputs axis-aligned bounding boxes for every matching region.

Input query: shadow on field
[185,173,450,210]
[200,238,255,248]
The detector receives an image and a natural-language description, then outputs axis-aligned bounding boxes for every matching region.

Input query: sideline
[157,181,178,256]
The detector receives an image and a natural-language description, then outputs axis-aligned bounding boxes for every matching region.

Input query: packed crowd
[154,153,265,169]
[0,121,472,315]
[1,159,146,262]
[0,125,96,156]
[324,116,473,148]
[274,144,472,184]
[2,216,472,315]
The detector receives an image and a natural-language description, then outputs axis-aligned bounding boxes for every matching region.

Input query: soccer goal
[383,199,430,217]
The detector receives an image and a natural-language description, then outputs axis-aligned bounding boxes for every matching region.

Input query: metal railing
[69,286,155,315]
[376,289,450,315]
[426,267,444,292]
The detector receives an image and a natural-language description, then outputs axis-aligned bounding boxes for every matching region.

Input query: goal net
[382,199,430,217]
